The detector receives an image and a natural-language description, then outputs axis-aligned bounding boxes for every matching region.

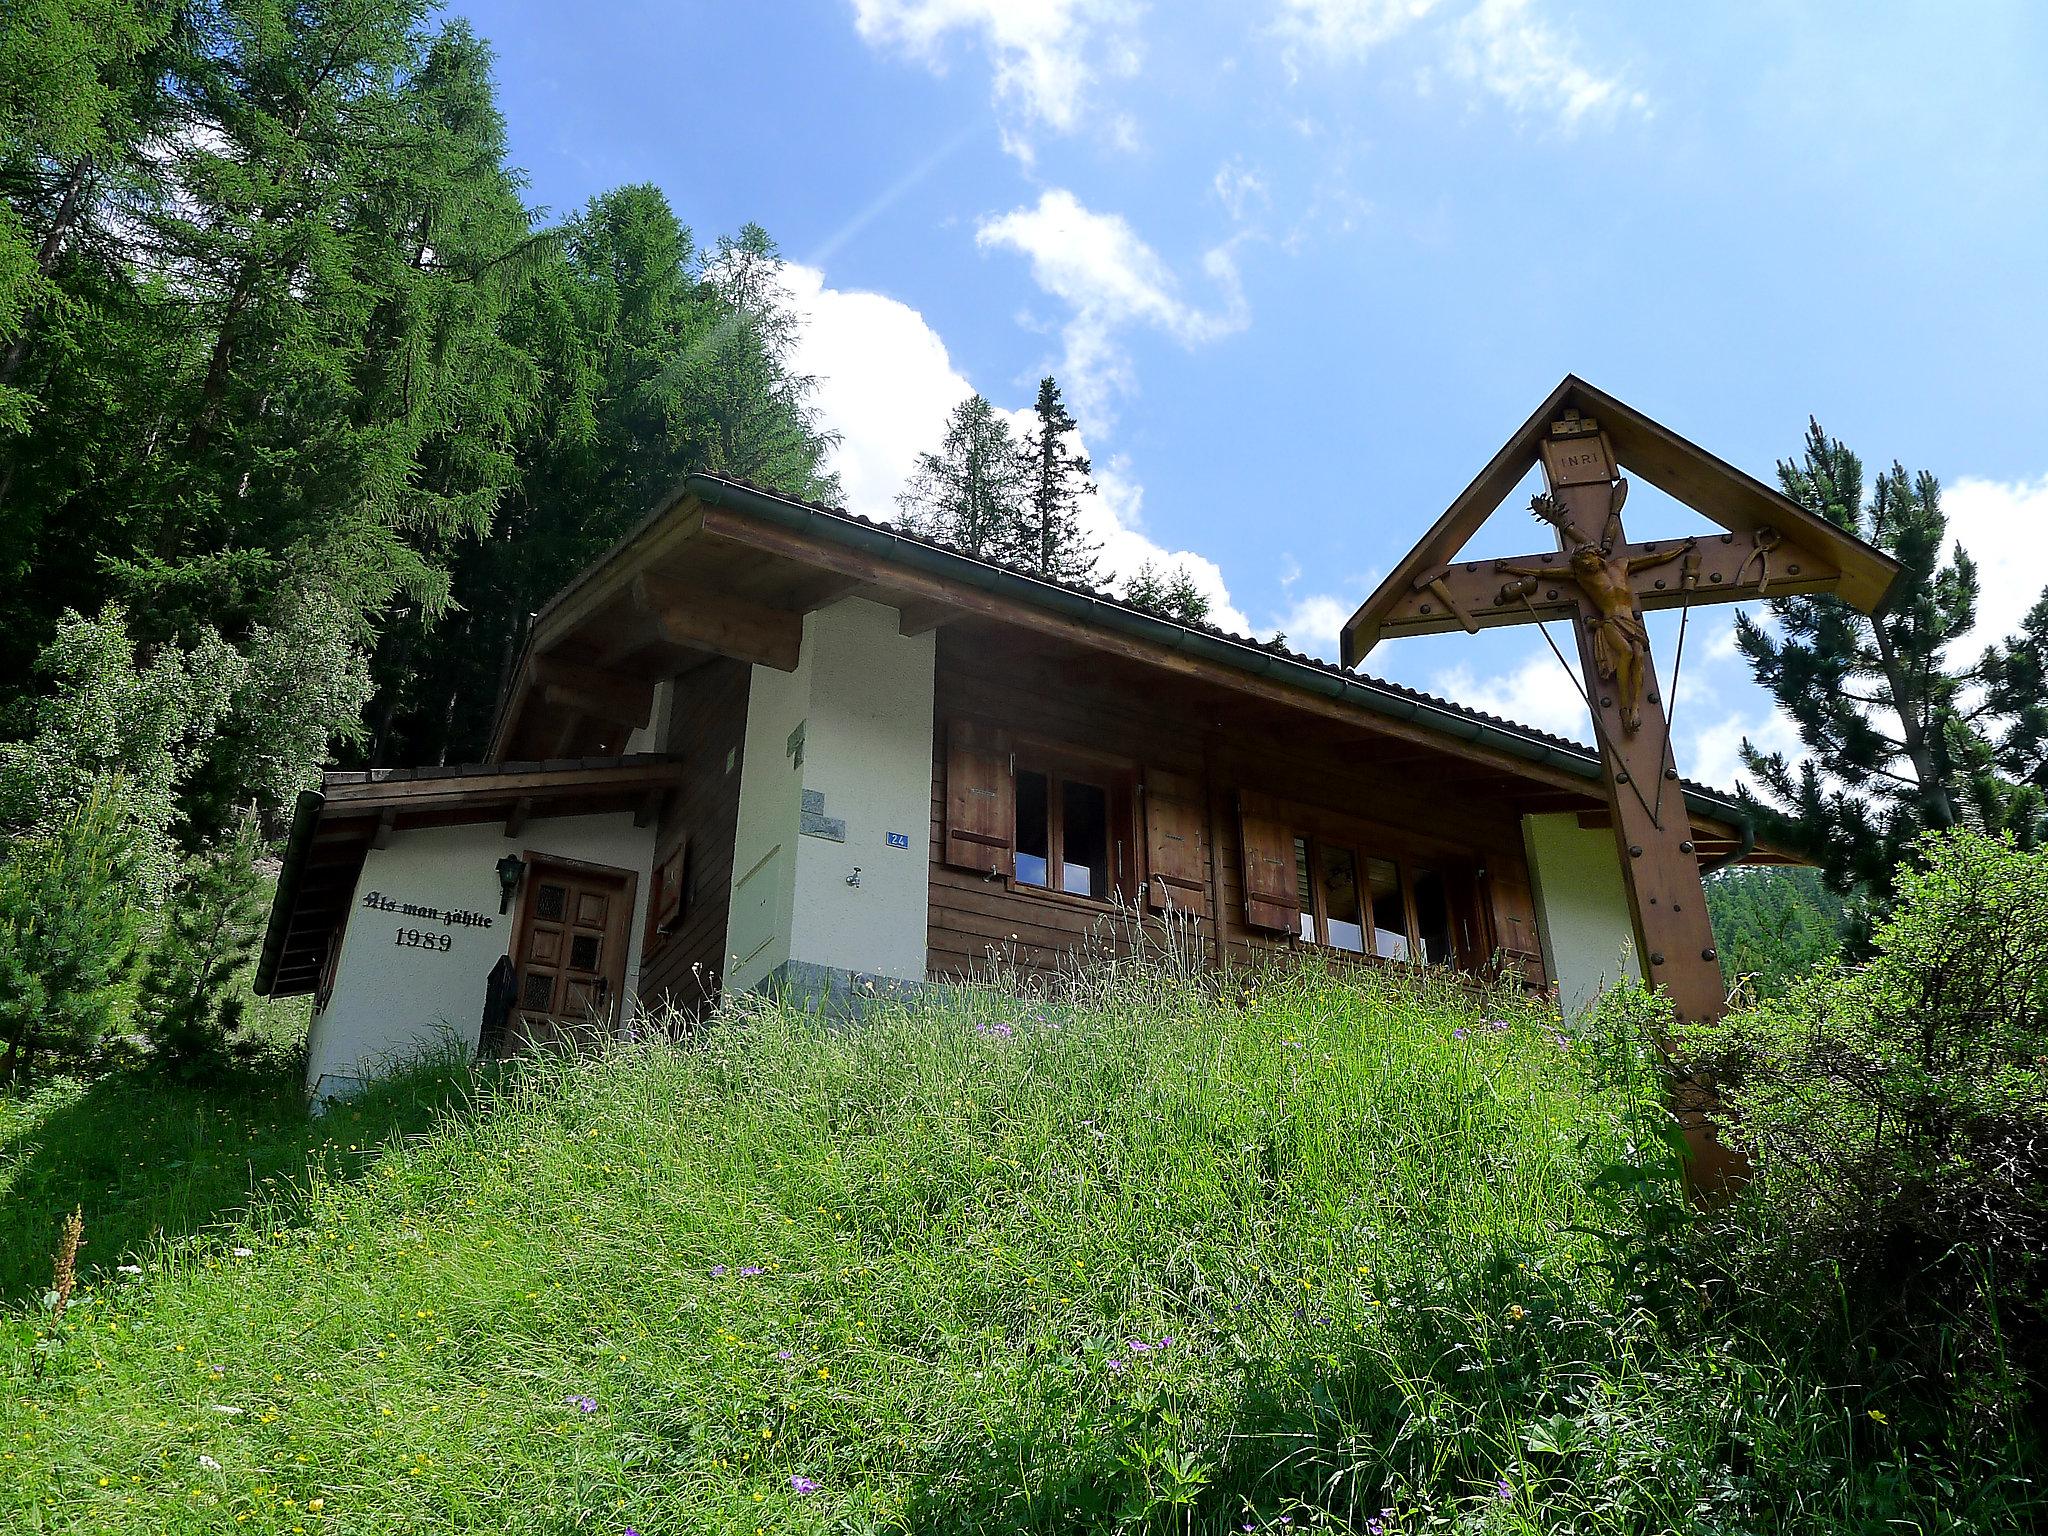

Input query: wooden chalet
[259,466,1786,1100]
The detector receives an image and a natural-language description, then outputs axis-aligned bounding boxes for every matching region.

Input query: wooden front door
[507,859,633,1053]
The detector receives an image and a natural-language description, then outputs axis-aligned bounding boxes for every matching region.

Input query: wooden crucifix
[1341,377,1899,1034]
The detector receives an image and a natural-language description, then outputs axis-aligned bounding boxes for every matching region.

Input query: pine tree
[1015,376,1100,583]
[1121,560,1212,625]
[895,394,1028,561]
[136,814,266,1077]
[1737,421,2048,901]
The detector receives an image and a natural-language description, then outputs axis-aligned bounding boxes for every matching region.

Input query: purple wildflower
[1495,1477,1513,1500]
[1365,1521,1384,1536]
[776,1349,794,1361]
[1452,1027,1469,1040]
[1159,1335,1175,1348]
[739,1266,764,1277]
[1129,1339,1151,1352]
[566,1395,598,1413]
[790,1474,820,1495]
[1106,1358,1126,1373]
[709,1264,727,1277]
[1488,1018,1511,1033]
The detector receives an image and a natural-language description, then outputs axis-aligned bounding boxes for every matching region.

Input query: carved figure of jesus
[1495,529,1694,733]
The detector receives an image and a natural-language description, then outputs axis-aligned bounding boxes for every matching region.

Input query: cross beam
[1341,382,1901,1189]
[1371,527,1841,641]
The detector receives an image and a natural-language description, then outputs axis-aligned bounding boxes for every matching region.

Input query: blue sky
[451,0,2048,788]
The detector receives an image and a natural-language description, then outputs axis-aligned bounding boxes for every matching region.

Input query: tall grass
[2,963,2031,1532]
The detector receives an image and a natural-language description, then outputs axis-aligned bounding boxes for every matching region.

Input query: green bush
[0,789,147,1084]
[1681,829,2048,1401]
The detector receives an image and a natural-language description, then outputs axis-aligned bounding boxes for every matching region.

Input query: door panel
[503,862,631,1054]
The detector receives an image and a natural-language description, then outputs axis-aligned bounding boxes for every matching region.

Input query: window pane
[1319,845,1365,953]
[1016,769,1050,888]
[1061,778,1109,898]
[1413,868,1454,966]
[1294,836,1316,942]
[1367,857,1409,960]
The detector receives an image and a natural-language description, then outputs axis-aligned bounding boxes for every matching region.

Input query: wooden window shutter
[1142,769,1208,912]
[1236,790,1298,932]
[1488,866,1548,988]
[944,719,1014,875]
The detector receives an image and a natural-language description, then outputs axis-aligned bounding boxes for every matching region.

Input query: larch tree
[360,190,842,766]
[895,393,1029,561]
[1015,375,1100,583]
[1737,421,2048,902]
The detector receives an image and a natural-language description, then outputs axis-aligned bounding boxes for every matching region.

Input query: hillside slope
[0,968,1990,1533]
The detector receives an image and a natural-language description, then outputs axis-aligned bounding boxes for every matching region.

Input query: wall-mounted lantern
[496,852,525,915]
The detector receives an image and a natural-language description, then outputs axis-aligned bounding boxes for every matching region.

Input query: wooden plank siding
[639,658,750,1015]
[926,624,1547,992]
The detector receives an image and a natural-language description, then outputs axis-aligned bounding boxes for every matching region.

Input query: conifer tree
[360,189,842,765]
[1737,421,2048,901]
[136,815,266,1077]
[1121,560,1212,625]
[1015,376,1100,583]
[895,394,1028,561]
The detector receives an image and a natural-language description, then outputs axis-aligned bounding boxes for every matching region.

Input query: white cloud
[1449,0,1647,124]
[975,188,1249,421]
[1430,652,1591,744]
[846,0,1142,157]
[1273,0,1441,66]
[783,259,1252,635]
[1270,0,1644,126]
[1212,156,1270,222]
[1269,592,1356,659]
[784,263,976,523]
[1946,473,2048,657]
[1687,707,1802,794]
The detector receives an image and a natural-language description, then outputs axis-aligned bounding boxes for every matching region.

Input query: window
[1014,760,1119,899]
[1287,835,1453,965]
[1411,867,1454,966]
[1367,857,1408,961]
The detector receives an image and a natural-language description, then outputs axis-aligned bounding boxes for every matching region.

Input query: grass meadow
[2,964,2032,1533]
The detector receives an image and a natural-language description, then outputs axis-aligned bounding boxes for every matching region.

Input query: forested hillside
[0,0,844,1078]
[2,0,839,805]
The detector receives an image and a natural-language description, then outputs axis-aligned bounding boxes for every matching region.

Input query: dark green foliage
[1,0,544,846]
[1121,559,1213,624]
[135,816,266,1077]
[895,392,1029,561]
[1737,422,2048,904]
[1681,829,2048,1412]
[360,194,840,765]
[0,790,145,1085]
[1015,375,1100,583]
[1704,864,1844,996]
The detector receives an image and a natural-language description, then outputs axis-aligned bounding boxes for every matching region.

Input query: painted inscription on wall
[361,890,494,957]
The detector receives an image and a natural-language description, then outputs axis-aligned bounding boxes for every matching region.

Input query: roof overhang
[480,473,1780,863]
[1339,375,1901,666]
[254,755,685,998]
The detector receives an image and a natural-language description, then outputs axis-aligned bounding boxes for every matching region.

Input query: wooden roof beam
[531,657,656,731]
[631,573,801,672]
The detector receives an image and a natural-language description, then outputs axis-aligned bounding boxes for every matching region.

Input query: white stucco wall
[725,596,936,996]
[303,812,655,1100]
[1521,811,1642,1021]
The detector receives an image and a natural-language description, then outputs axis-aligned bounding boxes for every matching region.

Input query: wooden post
[1538,429,1740,1187]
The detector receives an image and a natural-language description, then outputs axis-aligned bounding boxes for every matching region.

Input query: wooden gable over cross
[1341,376,1898,1029]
